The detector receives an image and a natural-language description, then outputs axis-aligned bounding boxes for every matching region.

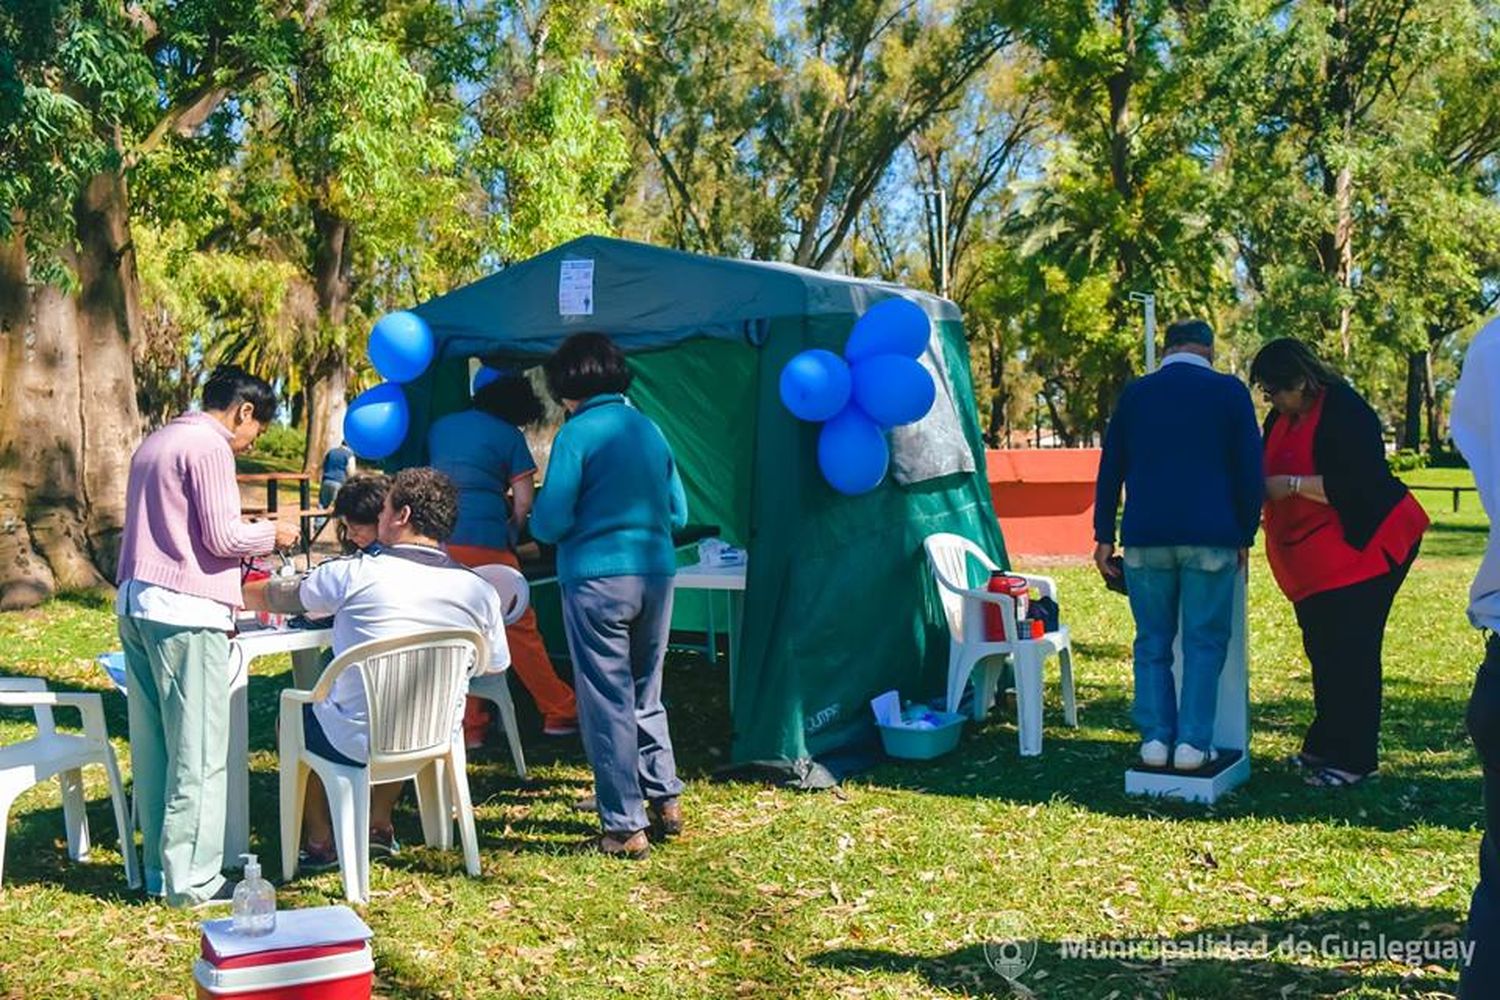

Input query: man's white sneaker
[1173,744,1218,771]
[1140,740,1170,767]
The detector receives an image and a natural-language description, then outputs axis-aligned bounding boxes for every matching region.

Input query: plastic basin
[877,712,965,760]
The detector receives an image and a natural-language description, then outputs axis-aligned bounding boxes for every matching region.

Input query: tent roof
[410,234,961,361]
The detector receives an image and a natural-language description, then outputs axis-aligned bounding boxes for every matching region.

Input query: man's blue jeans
[1123,545,1239,751]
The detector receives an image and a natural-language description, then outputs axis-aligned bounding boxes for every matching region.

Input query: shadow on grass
[1421,522,1492,560]
[0,797,146,903]
[857,709,1482,834]
[810,904,1467,999]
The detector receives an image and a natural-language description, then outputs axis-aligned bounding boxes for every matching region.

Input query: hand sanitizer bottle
[232,853,276,935]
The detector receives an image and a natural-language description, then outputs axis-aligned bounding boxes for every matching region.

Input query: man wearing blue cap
[1093,318,1264,771]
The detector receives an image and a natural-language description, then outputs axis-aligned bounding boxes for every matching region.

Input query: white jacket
[1452,316,1500,631]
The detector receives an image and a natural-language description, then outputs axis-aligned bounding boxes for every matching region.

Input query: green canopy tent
[393,235,1007,785]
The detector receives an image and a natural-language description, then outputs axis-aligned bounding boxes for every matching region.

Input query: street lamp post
[1128,291,1158,372]
[920,187,949,299]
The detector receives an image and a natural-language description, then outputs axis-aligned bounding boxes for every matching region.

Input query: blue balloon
[369,311,434,383]
[818,407,889,495]
[845,298,930,363]
[851,353,937,427]
[779,349,852,422]
[343,382,410,460]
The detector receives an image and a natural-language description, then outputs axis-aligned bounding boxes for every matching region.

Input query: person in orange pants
[448,543,577,738]
[429,371,578,742]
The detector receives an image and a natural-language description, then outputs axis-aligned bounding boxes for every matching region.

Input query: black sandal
[1304,765,1373,788]
[1285,752,1327,770]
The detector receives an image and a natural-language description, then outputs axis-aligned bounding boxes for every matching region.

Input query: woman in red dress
[1251,339,1429,789]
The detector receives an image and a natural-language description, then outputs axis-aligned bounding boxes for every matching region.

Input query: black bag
[1028,595,1061,632]
[1102,555,1128,596]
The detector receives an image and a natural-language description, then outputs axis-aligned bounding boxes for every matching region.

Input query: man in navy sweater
[1093,319,1264,771]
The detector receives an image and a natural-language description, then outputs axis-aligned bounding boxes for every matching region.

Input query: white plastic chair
[0,678,140,889]
[279,629,486,903]
[464,564,530,780]
[923,533,1078,756]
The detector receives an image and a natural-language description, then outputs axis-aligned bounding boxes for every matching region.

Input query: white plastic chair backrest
[0,677,55,738]
[326,629,484,763]
[471,564,530,626]
[923,533,999,643]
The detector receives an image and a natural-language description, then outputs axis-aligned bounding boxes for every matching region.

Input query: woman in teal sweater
[531,333,688,859]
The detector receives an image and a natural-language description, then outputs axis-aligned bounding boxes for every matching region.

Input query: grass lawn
[0,469,1488,998]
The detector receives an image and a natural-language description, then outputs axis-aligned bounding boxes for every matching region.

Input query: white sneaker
[1140,740,1170,767]
[1173,744,1218,771]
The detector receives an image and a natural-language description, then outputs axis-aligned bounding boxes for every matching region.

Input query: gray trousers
[561,574,684,834]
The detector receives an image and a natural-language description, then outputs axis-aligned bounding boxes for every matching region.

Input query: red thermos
[984,573,1029,640]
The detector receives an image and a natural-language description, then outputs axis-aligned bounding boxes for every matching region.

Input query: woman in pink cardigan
[116,366,298,907]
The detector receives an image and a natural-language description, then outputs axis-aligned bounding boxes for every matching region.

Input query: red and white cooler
[196,905,374,999]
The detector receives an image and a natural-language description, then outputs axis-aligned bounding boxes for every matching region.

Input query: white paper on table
[558,259,595,316]
[869,690,901,727]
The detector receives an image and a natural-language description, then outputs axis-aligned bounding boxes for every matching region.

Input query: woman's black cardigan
[1260,380,1411,552]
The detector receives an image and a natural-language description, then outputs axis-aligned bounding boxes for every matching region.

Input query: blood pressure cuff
[265,576,309,615]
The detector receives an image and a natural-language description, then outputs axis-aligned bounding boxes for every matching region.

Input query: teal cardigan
[530,394,688,584]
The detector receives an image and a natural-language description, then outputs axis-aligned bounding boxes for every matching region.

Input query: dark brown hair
[543,332,632,401]
[474,374,545,427]
[387,467,459,542]
[1249,338,1345,393]
[332,473,390,526]
[202,365,278,423]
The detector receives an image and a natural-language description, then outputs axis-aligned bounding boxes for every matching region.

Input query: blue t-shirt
[321,446,354,485]
[427,409,537,550]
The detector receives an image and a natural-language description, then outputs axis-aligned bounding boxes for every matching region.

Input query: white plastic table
[673,561,746,707]
[224,623,332,860]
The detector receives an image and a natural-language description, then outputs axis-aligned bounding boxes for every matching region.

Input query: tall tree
[170,2,475,473]
[0,0,292,608]
[1217,0,1469,354]
[991,0,1229,440]
[474,0,640,263]
[619,0,1014,267]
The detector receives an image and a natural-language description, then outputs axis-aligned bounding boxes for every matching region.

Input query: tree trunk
[304,366,349,478]
[0,173,142,608]
[1317,0,1356,357]
[1402,348,1426,450]
[302,206,353,475]
[290,388,306,431]
[987,328,1005,447]
[1423,349,1441,454]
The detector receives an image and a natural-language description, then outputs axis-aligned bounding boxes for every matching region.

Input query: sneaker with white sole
[188,881,237,910]
[1140,740,1170,767]
[1173,743,1218,771]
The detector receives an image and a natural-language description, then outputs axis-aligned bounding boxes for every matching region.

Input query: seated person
[333,472,391,555]
[286,472,392,688]
[244,467,509,870]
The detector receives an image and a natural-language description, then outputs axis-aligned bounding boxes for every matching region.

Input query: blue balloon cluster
[778,297,936,495]
[344,310,435,460]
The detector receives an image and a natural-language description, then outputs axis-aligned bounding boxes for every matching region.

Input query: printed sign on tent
[559,259,595,316]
